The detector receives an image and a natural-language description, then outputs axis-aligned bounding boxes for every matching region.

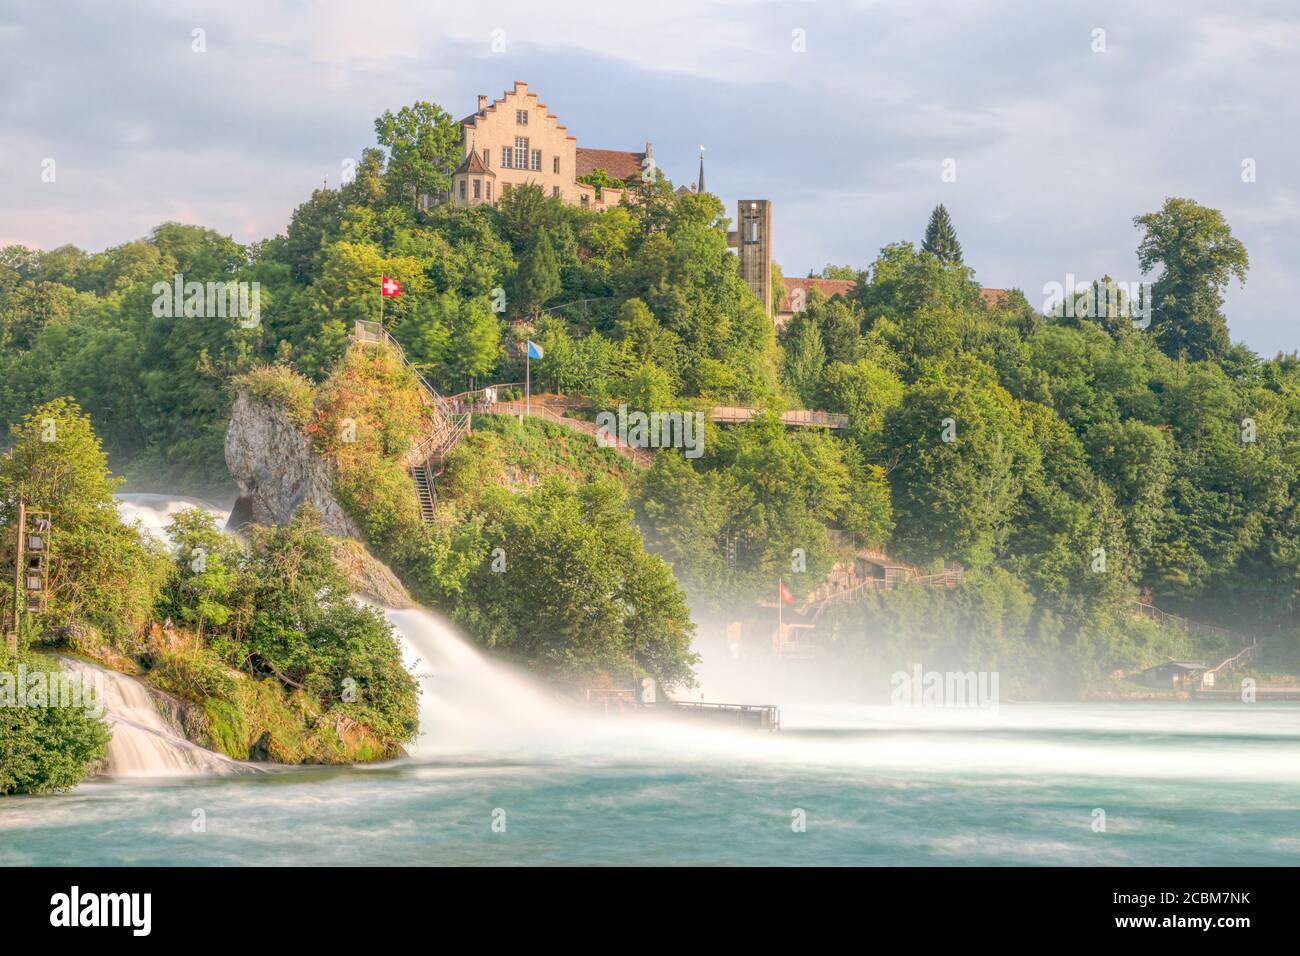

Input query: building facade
[452,81,650,211]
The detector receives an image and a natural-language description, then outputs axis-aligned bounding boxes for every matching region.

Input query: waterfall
[378,604,580,757]
[37,493,247,778]
[58,657,250,777]
[115,493,231,543]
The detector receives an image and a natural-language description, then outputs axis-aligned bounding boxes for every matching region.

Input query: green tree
[461,480,697,686]
[0,398,167,639]
[160,508,239,638]
[882,374,1035,567]
[922,204,964,265]
[782,317,826,407]
[513,228,561,315]
[1134,197,1248,361]
[0,650,109,795]
[374,102,462,209]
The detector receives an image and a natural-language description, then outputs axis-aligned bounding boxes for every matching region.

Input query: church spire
[697,145,706,193]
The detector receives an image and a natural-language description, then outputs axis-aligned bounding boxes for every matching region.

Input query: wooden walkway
[477,400,654,467]
[797,550,966,624]
[1133,601,1263,679]
[709,406,849,430]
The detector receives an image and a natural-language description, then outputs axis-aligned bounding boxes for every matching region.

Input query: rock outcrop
[224,389,413,608]
[224,391,361,539]
[333,539,414,609]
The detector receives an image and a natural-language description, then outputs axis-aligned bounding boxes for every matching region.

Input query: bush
[232,365,316,426]
[0,652,110,795]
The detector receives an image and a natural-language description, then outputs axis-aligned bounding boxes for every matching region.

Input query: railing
[353,321,473,519]
[354,320,455,418]
[670,700,780,731]
[1133,602,1239,642]
[801,563,966,623]
[1132,601,1264,680]
[1207,640,1260,676]
[709,406,849,429]
[480,400,654,467]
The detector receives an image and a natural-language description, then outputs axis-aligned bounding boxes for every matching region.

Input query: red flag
[380,275,401,298]
[779,580,795,604]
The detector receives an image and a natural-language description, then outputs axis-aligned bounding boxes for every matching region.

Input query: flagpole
[379,276,384,330]
[525,347,531,422]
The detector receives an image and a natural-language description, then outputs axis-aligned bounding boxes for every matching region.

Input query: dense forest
[3,98,1299,707]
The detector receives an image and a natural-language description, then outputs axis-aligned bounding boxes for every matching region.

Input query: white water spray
[58,657,248,777]
[379,604,579,757]
[115,492,230,543]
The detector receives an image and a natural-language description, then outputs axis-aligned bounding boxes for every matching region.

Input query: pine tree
[513,227,561,315]
[922,204,964,265]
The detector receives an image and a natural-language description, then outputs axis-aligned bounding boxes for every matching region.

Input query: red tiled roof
[779,277,856,311]
[777,279,1010,312]
[576,147,646,183]
[454,150,494,176]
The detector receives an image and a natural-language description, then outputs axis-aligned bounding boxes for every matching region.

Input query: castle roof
[778,277,1011,313]
[576,147,646,183]
[454,150,495,177]
[779,277,856,311]
[460,82,577,142]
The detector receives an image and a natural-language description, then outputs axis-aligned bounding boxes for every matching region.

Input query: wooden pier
[667,700,781,731]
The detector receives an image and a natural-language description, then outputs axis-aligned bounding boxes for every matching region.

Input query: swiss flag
[779,580,795,605]
[380,275,401,298]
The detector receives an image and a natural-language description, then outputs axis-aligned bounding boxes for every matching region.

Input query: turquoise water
[3,704,1299,866]
[6,496,1293,867]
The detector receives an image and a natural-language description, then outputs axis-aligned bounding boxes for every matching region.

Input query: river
[1,495,1297,866]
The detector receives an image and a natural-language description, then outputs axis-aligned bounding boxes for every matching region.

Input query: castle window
[514,137,529,169]
[487,182,492,201]
[458,180,466,200]
[746,220,759,243]
[553,186,560,198]
[553,156,560,174]
[501,146,512,168]
[530,149,541,171]
[473,179,481,199]
[516,109,528,125]
[483,149,490,166]
[581,194,589,208]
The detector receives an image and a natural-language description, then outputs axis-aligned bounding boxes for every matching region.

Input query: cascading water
[58,657,248,777]
[378,604,579,757]
[115,492,230,542]
[3,495,1297,866]
[46,493,250,778]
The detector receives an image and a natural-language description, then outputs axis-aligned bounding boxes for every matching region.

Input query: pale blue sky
[2,0,1296,353]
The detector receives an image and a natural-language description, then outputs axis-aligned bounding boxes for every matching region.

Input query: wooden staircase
[411,464,435,521]
[353,320,471,522]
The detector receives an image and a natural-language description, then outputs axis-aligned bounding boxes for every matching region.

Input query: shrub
[0,652,110,795]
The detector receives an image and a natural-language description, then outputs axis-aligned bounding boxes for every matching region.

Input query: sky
[1,0,1297,353]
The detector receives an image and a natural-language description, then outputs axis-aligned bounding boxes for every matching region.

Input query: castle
[451,80,649,211]
[451,82,1005,323]
[450,81,778,317]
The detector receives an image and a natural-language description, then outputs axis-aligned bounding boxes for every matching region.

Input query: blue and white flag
[527,340,544,360]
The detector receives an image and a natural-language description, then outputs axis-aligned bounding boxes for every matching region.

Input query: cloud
[0,0,1295,352]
